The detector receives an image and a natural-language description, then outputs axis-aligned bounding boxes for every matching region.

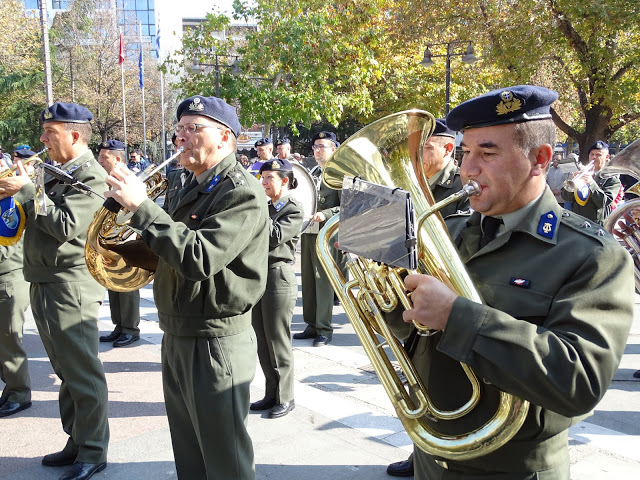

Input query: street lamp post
[419,41,478,115]
[191,54,241,97]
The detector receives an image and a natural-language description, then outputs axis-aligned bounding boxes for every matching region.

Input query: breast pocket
[481,281,553,325]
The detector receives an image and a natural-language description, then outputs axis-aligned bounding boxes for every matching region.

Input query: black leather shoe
[250,397,276,411]
[59,461,107,480]
[42,450,78,467]
[293,326,317,340]
[0,401,32,418]
[313,335,332,347]
[113,333,140,348]
[99,328,121,342]
[268,401,295,418]
[386,458,414,477]
[634,370,640,379]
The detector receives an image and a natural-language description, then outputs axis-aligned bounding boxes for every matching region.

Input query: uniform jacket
[391,187,634,474]
[431,160,469,219]
[162,166,186,213]
[267,194,303,267]
[13,150,107,283]
[130,152,269,337]
[561,171,621,225]
[0,241,24,280]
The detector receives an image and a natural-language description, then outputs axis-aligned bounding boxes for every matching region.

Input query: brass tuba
[602,138,640,291]
[85,147,184,292]
[317,110,529,460]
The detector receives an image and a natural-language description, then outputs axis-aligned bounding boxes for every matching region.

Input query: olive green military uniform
[390,187,633,480]
[301,175,347,337]
[561,171,621,225]
[252,194,303,403]
[128,152,269,480]
[106,289,140,336]
[0,240,31,405]
[429,159,469,218]
[13,151,109,464]
[162,166,186,213]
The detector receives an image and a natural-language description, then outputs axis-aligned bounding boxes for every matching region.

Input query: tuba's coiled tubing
[316,110,529,461]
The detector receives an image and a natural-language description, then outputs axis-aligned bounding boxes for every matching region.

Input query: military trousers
[414,444,569,480]
[300,233,345,336]
[162,328,257,480]
[107,289,141,335]
[0,275,31,404]
[252,264,297,403]
[30,280,109,463]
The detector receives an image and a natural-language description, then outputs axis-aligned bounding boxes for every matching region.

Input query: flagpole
[156,16,166,162]
[119,29,127,155]
[139,21,147,158]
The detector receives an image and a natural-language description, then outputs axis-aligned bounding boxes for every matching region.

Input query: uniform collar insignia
[189,97,204,112]
[205,174,221,192]
[274,200,286,211]
[537,210,557,239]
[496,91,523,116]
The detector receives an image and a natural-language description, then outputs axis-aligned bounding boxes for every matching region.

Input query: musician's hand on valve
[105,166,147,213]
[311,211,326,223]
[403,274,458,331]
[0,161,30,200]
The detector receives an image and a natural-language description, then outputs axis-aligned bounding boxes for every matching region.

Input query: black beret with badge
[41,102,94,124]
[259,158,293,174]
[432,118,456,138]
[255,137,272,147]
[446,85,558,131]
[311,131,339,147]
[100,139,126,151]
[176,95,242,137]
[275,137,290,147]
[588,140,609,153]
[13,146,37,159]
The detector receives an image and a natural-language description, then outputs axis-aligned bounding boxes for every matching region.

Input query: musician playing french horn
[395,86,633,480]
[0,102,110,480]
[561,140,622,225]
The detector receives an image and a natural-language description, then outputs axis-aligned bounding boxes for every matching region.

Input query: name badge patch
[510,278,530,288]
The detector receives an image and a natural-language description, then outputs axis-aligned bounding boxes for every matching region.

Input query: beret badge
[189,97,205,112]
[496,91,522,116]
[319,132,326,138]
[43,109,53,120]
[272,161,280,169]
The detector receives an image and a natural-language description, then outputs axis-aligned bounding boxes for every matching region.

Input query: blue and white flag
[155,18,161,60]
[138,46,144,89]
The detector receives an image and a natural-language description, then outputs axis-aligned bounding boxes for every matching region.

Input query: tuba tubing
[317,110,529,460]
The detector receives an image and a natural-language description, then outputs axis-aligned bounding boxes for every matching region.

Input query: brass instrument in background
[0,148,48,246]
[602,138,640,291]
[317,110,529,461]
[85,147,184,292]
[562,160,595,193]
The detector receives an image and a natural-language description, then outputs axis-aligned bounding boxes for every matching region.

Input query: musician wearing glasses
[395,86,633,480]
[561,140,621,225]
[0,102,110,480]
[294,131,346,347]
[96,140,142,348]
[250,159,303,419]
[0,164,31,419]
[104,95,268,480]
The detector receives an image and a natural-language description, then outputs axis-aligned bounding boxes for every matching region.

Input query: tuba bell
[85,147,184,292]
[602,138,640,291]
[317,110,529,461]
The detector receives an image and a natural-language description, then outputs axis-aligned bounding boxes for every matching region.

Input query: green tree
[388,0,640,158]
[0,0,46,151]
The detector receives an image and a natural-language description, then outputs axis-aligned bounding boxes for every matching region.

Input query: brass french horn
[85,147,184,292]
[317,110,529,460]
